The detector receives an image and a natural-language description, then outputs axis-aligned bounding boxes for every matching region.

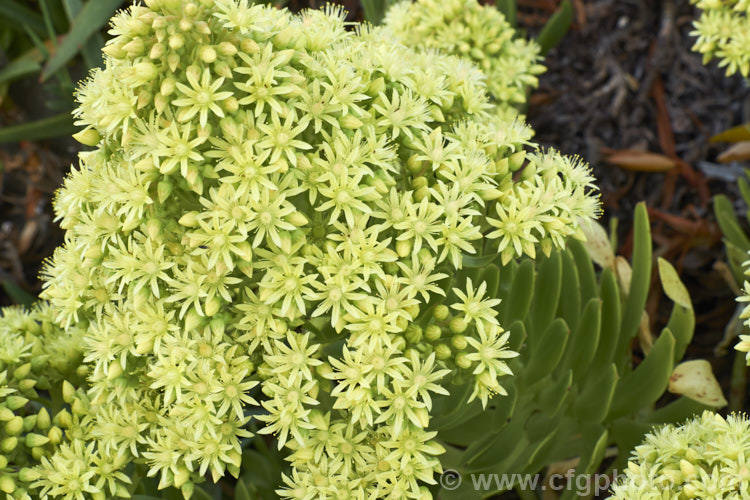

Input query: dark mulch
[526,0,749,415]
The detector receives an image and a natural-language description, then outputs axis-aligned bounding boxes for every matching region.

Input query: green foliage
[0,0,124,143]
[536,0,573,56]
[712,170,750,365]
[430,205,705,499]
[611,411,750,498]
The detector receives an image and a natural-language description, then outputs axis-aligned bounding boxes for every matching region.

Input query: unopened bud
[198,45,217,63]
[5,416,23,436]
[424,325,442,342]
[0,476,14,494]
[72,127,100,146]
[0,437,17,453]
[48,426,63,445]
[449,317,468,334]
[433,305,449,321]
[62,380,76,403]
[25,433,49,448]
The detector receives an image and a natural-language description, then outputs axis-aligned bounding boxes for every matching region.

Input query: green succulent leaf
[715,194,750,252]
[42,0,125,81]
[496,0,517,26]
[617,202,652,366]
[523,318,569,386]
[529,252,562,334]
[561,297,602,381]
[501,259,534,325]
[572,362,617,423]
[557,249,581,331]
[607,329,675,420]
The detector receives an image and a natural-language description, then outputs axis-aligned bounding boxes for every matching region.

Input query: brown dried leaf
[717,141,750,164]
[668,360,727,408]
[605,149,676,172]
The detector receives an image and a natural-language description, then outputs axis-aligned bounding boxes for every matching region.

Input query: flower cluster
[383,0,545,113]
[690,0,750,77]
[611,411,750,499]
[30,0,599,497]
[735,270,750,363]
[0,304,90,500]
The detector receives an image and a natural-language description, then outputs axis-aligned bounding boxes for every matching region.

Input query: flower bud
[6,396,27,411]
[433,305,449,321]
[18,468,40,483]
[62,380,76,404]
[212,43,236,60]
[167,52,180,72]
[179,17,193,31]
[5,416,23,436]
[451,335,468,350]
[178,211,199,227]
[72,127,101,146]
[424,325,442,342]
[48,426,63,445]
[0,476,14,494]
[36,408,51,430]
[404,304,420,319]
[25,433,49,448]
[405,324,423,344]
[198,45,217,63]
[240,38,259,54]
[396,239,412,258]
[55,409,72,429]
[340,114,364,129]
[23,414,37,432]
[455,352,472,369]
[435,343,452,360]
[0,408,13,421]
[509,151,526,172]
[450,317,468,334]
[123,37,145,55]
[158,180,173,203]
[0,437,17,453]
[149,42,165,59]
[102,42,126,58]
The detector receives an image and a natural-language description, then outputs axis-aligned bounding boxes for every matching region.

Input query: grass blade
[537,0,573,55]
[0,112,77,143]
[496,0,517,26]
[1,280,35,306]
[41,0,124,81]
[63,0,104,69]
[0,59,42,86]
[0,1,46,35]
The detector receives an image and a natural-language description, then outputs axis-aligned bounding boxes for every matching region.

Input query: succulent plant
[383,0,545,114]
[610,410,750,499]
[690,0,750,78]
[714,171,750,365]
[0,304,90,500]
[432,204,704,499]
[18,0,601,498]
